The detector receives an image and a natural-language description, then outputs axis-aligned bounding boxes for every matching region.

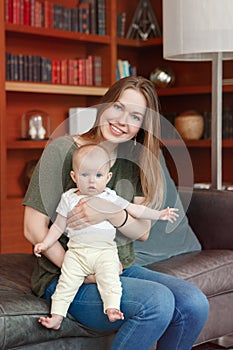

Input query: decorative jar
[174,111,204,140]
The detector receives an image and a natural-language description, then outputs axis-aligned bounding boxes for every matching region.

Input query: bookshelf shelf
[7,140,49,149]
[6,82,108,96]
[157,84,233,97]
[117,37,162,47]
[162,139,233,148]
[6,23,111,44]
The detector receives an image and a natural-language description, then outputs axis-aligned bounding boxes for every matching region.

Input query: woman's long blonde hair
[81,76,164,208]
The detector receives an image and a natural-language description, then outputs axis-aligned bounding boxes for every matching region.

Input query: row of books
[162,110,233,140]
[6,52,102,86]
[5,0,106,35]
[116,59,137,80]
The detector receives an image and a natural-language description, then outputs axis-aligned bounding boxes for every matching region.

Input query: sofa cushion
[145,250,233,297]
[134,154,201,265]
[0,254,109,350]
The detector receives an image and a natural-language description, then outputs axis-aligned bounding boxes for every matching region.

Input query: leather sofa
[0,189,233,349]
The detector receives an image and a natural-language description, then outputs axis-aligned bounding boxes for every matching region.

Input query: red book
[52,60,61,84]
[60,59,68,85]
[30,0,35,26]
[44,0,53,28]
[13,0,20,24]
[5,0,13,23]
[24,0,30,25]
[19,0,24,25]
[35,0,42,27]
[78,58,86,86]
[86,55,93,86]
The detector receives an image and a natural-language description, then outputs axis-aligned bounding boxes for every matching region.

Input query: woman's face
[99,88,146,144]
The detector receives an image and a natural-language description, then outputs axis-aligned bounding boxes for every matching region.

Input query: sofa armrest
[179,189,233,250]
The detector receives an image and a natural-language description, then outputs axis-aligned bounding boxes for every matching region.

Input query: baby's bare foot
[38,314,63,330]
[106,308,124,322]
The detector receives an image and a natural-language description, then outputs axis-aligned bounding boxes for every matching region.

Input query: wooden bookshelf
[0,0,233,253]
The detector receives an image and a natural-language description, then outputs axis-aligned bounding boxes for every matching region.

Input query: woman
[23,76,209,350]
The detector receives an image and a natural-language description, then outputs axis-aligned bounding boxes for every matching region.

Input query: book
[5,52,11,80]
[30,0,35,26]
[32,55,41,81]
[44,0,53,28]
[13,0,21,24]
[117,12,126,38]
[86,55,93,86]
[116,59,124,79]
[18,53,24,81]
[69,107,97,135]
[60,59,68,85]
[93,55,102,86]
[97,0,106,35]
[35,0,43,27]
[52,59,61,84]
[41,57,52,82]
[77,58,86,86]
[79,2,90,34]
[68,59,78,85]
[71,7,79,32]
[23,0,31,26]
[79,0,97,34]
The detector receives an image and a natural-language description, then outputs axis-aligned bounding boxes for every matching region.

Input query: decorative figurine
[21,110,50,140]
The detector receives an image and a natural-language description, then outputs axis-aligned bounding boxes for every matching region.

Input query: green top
[23,136,142,297]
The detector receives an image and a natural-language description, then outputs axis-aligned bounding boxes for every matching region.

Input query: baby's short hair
[72,144,111,170]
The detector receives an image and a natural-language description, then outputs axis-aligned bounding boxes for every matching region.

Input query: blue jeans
[44,264,209,350]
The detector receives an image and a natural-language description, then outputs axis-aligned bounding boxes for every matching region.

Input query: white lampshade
[163,0,233,61]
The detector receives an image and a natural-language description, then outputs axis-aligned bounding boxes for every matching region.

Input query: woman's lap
[44,268,175,332]
[44,264,208,333]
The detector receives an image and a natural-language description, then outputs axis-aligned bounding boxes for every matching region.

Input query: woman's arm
[67,196,151,242]
[34,214,67,257]
[119,196,151,242]
[24,206,66,268]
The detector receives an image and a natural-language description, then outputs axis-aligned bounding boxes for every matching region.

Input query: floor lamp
[162,0,233,190]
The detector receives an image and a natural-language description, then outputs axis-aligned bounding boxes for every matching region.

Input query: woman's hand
[66,196,126,230]
[67,197,107,229]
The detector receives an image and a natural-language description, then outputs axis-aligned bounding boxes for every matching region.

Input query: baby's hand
[34,242,47,258]
[159,207,179,223]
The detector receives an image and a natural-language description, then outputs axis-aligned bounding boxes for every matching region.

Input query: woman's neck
[101,141,118,167]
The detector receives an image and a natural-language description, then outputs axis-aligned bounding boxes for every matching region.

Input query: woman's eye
[113,103,123,111]
[131,114,141,122]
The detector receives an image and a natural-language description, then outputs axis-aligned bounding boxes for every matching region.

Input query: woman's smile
[109,123,126,136]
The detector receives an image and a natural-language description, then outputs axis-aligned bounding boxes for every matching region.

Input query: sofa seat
[146,249,233,345]
[147,250,233,298]
[1,249,233,349]
[0,254,111,350]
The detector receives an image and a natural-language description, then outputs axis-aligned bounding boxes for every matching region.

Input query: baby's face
[75,157,110,196]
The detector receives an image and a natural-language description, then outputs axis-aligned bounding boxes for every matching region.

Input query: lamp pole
[211,52,222,190]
